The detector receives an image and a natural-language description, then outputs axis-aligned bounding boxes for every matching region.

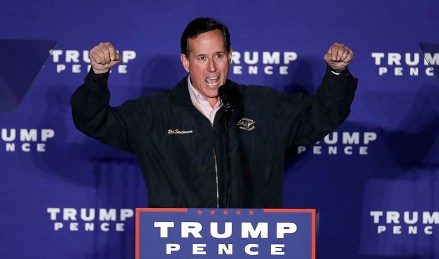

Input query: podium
[136,208,316,258]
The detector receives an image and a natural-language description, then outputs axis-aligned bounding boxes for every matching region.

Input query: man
[71,17,357,208]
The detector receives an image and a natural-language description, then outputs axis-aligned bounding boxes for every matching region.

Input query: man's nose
[208,59,217,72]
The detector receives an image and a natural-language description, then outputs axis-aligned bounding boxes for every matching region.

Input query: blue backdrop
[1,0,438,258]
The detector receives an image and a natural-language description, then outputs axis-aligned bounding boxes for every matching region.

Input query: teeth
[206,77,219,87]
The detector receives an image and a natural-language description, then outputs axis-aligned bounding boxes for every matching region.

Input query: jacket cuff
[86,68,110,88]
[325,65,353,78]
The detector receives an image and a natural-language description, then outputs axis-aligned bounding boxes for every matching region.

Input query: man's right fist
[90,42,121,74]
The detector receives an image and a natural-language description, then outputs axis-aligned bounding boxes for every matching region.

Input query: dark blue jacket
[71,69,357,208]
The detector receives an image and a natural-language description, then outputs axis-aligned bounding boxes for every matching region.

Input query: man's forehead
[187,30,226,54]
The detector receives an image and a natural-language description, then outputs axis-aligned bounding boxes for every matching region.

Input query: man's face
[180,29,232,102]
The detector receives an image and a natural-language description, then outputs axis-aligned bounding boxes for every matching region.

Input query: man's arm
[284,43,357,146]
[70,42,137,152]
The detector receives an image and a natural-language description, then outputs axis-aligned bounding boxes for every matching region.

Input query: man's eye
[216,54,224,59]
[197,56,206,60]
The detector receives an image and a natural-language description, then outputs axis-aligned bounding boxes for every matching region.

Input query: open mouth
[205,76,219,87]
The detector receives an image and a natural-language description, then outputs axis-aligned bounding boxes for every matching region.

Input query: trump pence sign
[136,208,316,258]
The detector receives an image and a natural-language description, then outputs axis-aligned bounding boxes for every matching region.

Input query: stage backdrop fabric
[1,0,439,258]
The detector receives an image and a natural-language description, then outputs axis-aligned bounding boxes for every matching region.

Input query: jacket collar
[169,76,193,106]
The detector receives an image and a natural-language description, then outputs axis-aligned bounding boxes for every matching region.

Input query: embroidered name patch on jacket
[167,129,194,135]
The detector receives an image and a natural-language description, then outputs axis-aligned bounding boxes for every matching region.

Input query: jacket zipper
[211,123,220,208]
[213,148,220,208]
[192,102,221,208]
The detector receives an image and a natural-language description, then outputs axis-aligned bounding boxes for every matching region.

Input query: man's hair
[180,17,231,56]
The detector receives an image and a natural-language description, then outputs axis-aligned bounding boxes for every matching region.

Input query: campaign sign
[136,208,316,258]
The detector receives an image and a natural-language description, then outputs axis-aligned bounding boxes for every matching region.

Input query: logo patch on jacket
[236,118,255,131]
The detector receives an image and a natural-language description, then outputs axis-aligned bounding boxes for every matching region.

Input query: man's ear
[180,54,189,72]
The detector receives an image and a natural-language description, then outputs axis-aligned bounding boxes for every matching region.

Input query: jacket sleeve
[70,70,143,152]
[283,68,358,147]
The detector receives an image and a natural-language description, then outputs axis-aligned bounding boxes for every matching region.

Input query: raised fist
[324,43,353,71]
[89,42,121,74]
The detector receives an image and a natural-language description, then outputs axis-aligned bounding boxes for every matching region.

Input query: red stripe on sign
[136,208,188,213]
